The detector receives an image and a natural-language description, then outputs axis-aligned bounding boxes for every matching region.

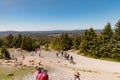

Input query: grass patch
[113,72,120,74]
[74,68,97,73]
[0,66,35,80]
[63,64,97,73]
[99,57,120,62]
[80,69,97,73]
[77,52,120,62]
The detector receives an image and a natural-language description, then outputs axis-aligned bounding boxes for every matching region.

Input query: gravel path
[21,50,120,80]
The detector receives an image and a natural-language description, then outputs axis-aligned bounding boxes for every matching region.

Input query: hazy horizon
[0,0,120,31]
[0,29,103,32]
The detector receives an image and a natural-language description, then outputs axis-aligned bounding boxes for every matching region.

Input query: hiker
[56,52,58,57]
[66,54,70,60]
[39,69,49,80]
[72,71,81,80]
[61,51,63,57]
[22,55,25,60]
[64,52,67,59]
[70,56,73,63]
[34,66,43,80]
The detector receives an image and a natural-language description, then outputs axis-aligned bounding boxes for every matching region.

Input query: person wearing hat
[72,71,81,80]
[34,66,43,80]
[39,69,49,80]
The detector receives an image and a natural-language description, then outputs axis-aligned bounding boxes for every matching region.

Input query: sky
[0,0,120,31]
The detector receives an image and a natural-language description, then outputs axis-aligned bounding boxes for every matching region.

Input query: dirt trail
[22,50,120,80]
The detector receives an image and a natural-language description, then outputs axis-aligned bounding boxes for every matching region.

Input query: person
[39,69,49,80]
[70,56,73,63]
[64,52,67,59]
[34,66,43,80]
[61,51,63,57]
[72,71,81,80]
[56,52,58,57]
[22,55,25,60]
[66,54,70,60]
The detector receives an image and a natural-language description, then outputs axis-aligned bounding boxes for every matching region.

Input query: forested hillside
[0,21,120,61]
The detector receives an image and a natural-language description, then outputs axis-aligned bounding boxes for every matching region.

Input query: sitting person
[72,71,81,80]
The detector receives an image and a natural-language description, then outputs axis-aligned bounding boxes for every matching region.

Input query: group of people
[33,49,80,80]
[34,66,81,80]
[56,51,74,63]
[34,66,49,80]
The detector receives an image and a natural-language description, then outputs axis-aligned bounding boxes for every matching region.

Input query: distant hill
[0,30,102,37]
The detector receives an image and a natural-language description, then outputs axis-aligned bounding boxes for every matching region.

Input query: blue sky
[0,0,120,31]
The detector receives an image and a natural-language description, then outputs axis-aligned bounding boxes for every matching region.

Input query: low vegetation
[0,66,35,80]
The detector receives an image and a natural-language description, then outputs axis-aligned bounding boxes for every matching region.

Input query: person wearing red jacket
[39,69,49,80]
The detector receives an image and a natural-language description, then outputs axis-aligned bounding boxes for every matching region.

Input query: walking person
[66,54,70,60]
[56,52,59,57]
[64,52,67,59]
[61,51,63,57]
[70,56,74,63]
[72,71,81,80]
[39,69,49,80]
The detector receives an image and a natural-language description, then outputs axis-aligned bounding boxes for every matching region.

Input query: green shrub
[44,44,49,51]
[1,47,11,59]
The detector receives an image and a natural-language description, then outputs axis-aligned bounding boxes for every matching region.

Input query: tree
[114,20,120,41]
[32,39,40,49]
[80,28,98,56]
[21,36,33,51]
[101,23,113,43]
[44,44,49,51]
[80,30,89,53]
[59,33,72,50]
[51,38,61,50]
[13,34,22,48]
[12,36,18,48]
[1,47,11,59]
[0,38,4,47]
[17,34,22,47]
[88,28,98,56]
[73,36,81,50]
[80,39,88,53]
[6,34,14,48]
[51,33,72,50]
